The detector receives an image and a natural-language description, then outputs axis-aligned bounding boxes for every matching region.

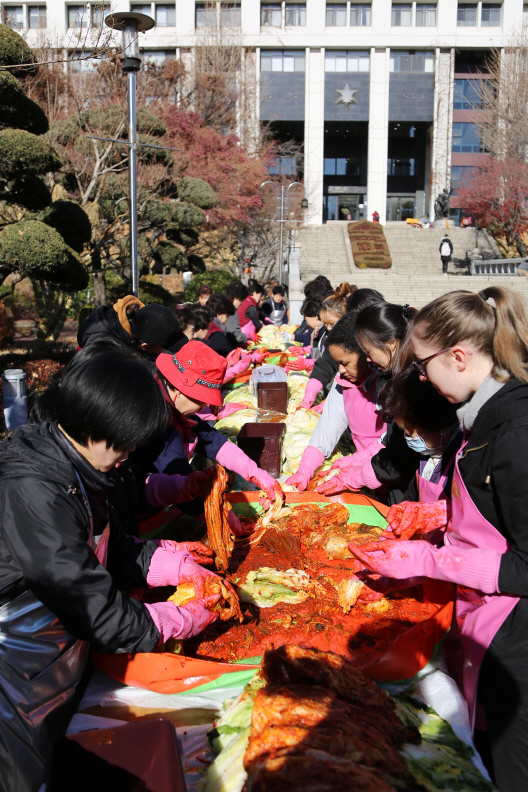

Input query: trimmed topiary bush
[39,200,92,253]
[0,72,48,135]
[185,269,238,301]
[177,176,217,210]
[0,221,88,290]
[2,175,51,211]
[0,24,38,76]
[170,201,205,230]
[0,129,61,179]
[136,108,166,137]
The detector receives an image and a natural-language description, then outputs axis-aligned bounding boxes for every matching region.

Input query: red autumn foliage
[455,158,528,256]
[165,108,268,228]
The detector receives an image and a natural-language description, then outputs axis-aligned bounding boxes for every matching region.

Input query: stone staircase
[297,221,528,308]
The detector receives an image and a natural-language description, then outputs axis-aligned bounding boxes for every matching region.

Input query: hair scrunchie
[402,304,412,320]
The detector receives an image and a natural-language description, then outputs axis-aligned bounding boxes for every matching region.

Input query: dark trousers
[441,256,450,273]
[475,608,528,791]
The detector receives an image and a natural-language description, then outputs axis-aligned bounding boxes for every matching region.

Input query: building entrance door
[386,196,415,221]
[326,195,366,221]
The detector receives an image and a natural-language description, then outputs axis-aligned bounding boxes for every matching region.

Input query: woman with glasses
[351,287,528,792]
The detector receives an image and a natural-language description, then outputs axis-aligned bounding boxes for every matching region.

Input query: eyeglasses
[413,347,473,377]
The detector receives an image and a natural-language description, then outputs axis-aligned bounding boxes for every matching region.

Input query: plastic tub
[237,422,286,477]
[249,364,287,395]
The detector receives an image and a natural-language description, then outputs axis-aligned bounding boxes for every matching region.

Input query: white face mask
[405,431,446,457]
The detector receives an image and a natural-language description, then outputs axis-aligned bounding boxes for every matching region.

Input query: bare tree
[477,22,528,160]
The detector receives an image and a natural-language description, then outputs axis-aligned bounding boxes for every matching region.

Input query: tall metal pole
[279,185,285,285]
[127,71,138,297]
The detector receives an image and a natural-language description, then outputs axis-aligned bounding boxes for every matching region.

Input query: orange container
[101,492,453,692]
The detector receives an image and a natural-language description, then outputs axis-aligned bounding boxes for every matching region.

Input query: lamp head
[105,11,155,73]
[301,197,309,210]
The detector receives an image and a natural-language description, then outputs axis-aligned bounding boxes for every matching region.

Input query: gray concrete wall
[324,73,370,120]
[388,74,435,121]
[260,73,306,121]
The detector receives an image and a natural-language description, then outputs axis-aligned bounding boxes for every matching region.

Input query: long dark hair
[355,302,417,371]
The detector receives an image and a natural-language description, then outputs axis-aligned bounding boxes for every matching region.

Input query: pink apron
[418,453,456,504]
[240,319,257,340]
[446,439,520,730]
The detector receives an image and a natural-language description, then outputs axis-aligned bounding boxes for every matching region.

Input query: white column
[367,47,390,224]
[304,47,325,225]
[430,48,455,219]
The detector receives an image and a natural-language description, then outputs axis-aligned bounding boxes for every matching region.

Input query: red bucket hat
[156,341,227,407]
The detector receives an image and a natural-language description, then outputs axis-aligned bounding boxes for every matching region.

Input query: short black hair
[55,342,168,449]
[249,281,265,297]
[378,365,458,430]
[301,295,322,318]
[189,304,212,331]
[326,312,362,355]
[197,283,212,297]
[272,285,286,297]
[208,293,235,317]
[346,288,385,315]
[304,276,332,298]
[226,281,249,302]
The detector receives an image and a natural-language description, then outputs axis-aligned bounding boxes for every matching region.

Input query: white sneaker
[443,272,447,276]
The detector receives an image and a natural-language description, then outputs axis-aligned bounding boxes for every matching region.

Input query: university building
[4,0,524,224]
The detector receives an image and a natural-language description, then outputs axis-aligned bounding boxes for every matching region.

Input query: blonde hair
[320,283,357,320]
[414,287,528,383]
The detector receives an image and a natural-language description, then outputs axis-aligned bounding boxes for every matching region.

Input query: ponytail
[355,302,417,369]
[320,282,357,320]
[413,287,528,383]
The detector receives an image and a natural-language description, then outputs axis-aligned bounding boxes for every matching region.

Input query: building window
[457,3,477,25]
[260,49,305,71]
[415,4,436,25]
[325,50,370,72]
[155,4,175,25]
[481,3,500,25]
[68,4,89,27]
[91,3,110,25]
[261,3,281,24]
[69,51,99,72]
[141,49,176,65]
[131,3,152,12]
[28,5,46,27]
[3,5,24,28]
[391,3,411,25]
[390,50,434,72]
[220,2,241,25]
[524,3,528,16]
[196,2,217,25]
[451,165,477,187]
[285,3,305,24]
[350,4,371,24]
[452,122,485,152]
[326,3,347,25]
[387,158,415,176]
[324,157,360,176]
[454,78,487,109]
[268,156,298,175]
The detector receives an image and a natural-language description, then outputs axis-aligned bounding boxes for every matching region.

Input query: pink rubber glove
[145,469,216,508]
[285,446,325,492]
[285,358,314,373]
[349,539,502,595]
[311,401,325,414]
[250,350,267,364]
[146,547,193,588]
[227,508,245,536]
[329,441,384,475]
[224,357,251,381]
[145,598,220,643]
[217,402,251,420]
[386,500,448,540]
[300,378,323,409]
[215,441,285,504]
[226,348,242,366]
[317,456,381,494]
[287,346,306,357]
[155,540,213,565]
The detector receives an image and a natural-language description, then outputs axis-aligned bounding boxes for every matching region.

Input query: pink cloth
[350,539,501,595]
[285,446,325,492]
[301,378,323,409]
[337,374,386,453]
[146,547,192,588]
[216,440,259,480]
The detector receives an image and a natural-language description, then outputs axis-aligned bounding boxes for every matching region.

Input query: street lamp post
[259,181,307,284]
[104,12,154,297]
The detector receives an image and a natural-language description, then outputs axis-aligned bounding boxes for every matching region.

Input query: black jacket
[77,305,134,350]
[457,378,528,596]
[371,422,424,505]
[0,423,159,653]
[309,346,338,392]
[204,329,233,358]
